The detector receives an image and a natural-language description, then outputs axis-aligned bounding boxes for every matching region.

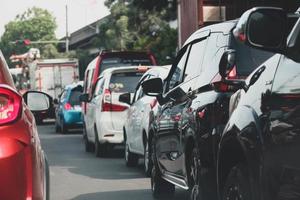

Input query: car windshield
[100,57,152,73]
[109,72,144,93]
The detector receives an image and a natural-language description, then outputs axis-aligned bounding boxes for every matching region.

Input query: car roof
[183,20,237,46]
[86,51,154,71]
[64,81,83,90]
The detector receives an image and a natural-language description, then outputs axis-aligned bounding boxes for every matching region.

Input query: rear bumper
[0,138,31,200]
[63,110,83,125]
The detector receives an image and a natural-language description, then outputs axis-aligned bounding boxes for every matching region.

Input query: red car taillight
[0,87,22,125]
[101,89,128,112]
[64,102,72,110]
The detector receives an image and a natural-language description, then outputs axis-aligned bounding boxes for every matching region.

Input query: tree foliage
[0,7,57,64]
[96,0,178,64]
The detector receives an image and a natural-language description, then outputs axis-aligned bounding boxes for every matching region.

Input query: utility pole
[65,4,69,53]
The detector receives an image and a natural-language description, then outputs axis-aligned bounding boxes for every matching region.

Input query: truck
[33,58,79,100]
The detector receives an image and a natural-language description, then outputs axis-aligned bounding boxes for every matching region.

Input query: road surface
[38,123,187,200]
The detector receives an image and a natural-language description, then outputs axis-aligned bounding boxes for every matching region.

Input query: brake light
[64,103,72,110]
[0,87,22,125]
[150,99,157,109]
[210,74,230,93]
[102,102,128,112]
[228,65,237,79]
[101,89,128,112]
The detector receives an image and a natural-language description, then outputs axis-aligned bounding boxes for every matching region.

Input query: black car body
[142,19,274,199]
[219,7,300,200]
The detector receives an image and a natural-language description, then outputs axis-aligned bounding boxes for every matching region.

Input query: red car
[0,50,50,200]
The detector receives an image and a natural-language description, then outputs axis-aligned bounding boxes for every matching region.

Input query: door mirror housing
[141,78,163,97]
[79,93,89,102]
[23,91,52,111]
[119,93,131,105]
[219,49,236,79]
[233,7,287,53]
[53,98,59,104]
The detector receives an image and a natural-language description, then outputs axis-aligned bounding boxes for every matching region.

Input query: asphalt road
[38,123,187,200]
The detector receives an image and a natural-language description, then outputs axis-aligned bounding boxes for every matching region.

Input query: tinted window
[69,90,82,106]
[100,57,152,73]
[230,34,273,77]
[109,72,144,93]
[168,45,190,91]
[184,39,207,81]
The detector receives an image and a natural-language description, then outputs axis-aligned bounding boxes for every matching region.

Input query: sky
[0,0,110,39]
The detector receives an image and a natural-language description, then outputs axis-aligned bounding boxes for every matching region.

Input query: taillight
[227,65,237,79]
[150,99,157,109]
[0,86,22,125]
[64,103,72,110]
[101,89,128,112]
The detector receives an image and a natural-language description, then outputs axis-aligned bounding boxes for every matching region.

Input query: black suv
[219,7,300,200]
[142,19,274,199]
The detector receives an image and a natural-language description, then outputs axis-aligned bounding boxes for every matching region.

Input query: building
[178,0,299,47]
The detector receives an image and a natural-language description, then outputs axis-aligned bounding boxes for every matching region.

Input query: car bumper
[63,110,83,125]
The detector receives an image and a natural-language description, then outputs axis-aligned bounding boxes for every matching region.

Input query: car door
[87,77,104,142]
[155,43,194,176]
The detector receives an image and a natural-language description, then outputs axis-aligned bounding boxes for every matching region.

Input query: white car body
[84,66,152,156]
[123,66,170,173]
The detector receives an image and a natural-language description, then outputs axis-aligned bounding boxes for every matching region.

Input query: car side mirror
[79,93,89,102]
[119,93,131,105]
[233,7,287,53]
[141,78,163,97]
[23,91,52,111]
[219,49,236,79]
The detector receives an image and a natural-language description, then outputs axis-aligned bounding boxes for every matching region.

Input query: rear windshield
[69,88,82,106]
[230,35,274,77]
[109,72,144,93]
[100,57,152,73]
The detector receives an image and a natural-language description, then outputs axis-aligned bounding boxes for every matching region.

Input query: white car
[83,66,151,157]
[120,66,170,176]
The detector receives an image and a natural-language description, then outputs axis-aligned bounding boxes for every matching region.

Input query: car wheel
[222,164,251,200]
[151,165,175,199]
[61,120,68,134]
[144,139,153,177]
[94,131,106,157]
[187,144,203,200]
[55,120,61,133]
[125,142,138,167]
[84,134,94,153]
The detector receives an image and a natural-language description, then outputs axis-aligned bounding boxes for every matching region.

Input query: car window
[132,75,149,103]
[27,93,50,111]
[167,45,190,91]
[109,72,144,93]
[94,78,104,97]
[184,38,207,81]
[60,90,67,102]
[69,90,82,106]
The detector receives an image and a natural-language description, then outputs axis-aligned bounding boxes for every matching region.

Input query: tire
[187,145,202,200]
[222,164,251,200]
[94,130,106,157]
[125,142,139,167]
[144,139,153,177]
[61,120,68,134]
[151,165,175,199]
[55,120,61,133]
[84,134,94,153]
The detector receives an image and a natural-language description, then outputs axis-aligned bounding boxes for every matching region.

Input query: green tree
[0,7,57,64]
[97,0,178,64]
